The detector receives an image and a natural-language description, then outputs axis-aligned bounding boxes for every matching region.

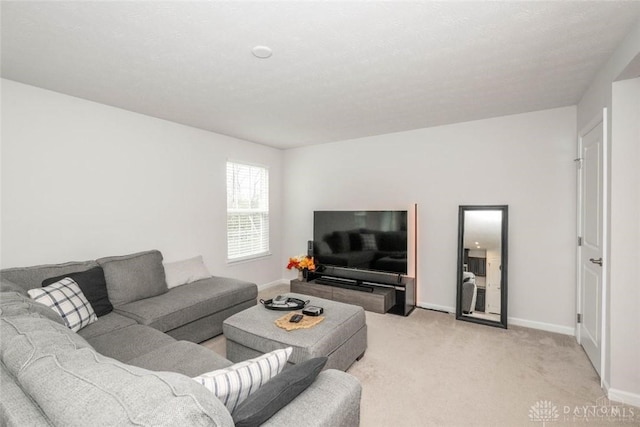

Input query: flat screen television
[313,210,408,275]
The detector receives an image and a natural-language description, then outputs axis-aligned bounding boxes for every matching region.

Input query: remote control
[289,314,303,323]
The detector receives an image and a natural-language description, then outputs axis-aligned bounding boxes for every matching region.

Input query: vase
[297,270,304,281]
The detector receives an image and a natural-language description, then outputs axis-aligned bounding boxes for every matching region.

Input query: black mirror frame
[456,205,508,329]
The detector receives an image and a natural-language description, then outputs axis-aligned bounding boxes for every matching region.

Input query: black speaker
[307,240,314,256]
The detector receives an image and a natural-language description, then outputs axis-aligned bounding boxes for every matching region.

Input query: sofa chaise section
[113,276,257,343]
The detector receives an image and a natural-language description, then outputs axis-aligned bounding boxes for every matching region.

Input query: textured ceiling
[2,1,640,149]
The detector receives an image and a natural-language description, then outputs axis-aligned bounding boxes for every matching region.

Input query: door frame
[576,108,608,386]
[485,255,501,314]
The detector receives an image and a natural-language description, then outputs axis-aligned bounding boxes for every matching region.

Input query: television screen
[313,210,408,275]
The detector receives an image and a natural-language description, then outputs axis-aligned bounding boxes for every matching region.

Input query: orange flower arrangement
[286,255,316,272]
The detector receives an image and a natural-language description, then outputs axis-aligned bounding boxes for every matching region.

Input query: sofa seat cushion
[261,369,361,427]
[84,324,176,363]
[1,315,234,427]
[114,277,257,334]
[77,311,137,340]
[126,341,233,377]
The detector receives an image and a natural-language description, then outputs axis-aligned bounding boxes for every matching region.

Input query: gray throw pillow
[231,357,328,427]
[97,250,168,306]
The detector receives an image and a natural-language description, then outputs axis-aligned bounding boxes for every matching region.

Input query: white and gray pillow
[193,347,293,412]
[27,278,97,332]
[163,255,212,289]
[360,233,378,251]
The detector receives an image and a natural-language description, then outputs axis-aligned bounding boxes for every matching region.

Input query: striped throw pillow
[193,347,293,412]
[27,277,97,332]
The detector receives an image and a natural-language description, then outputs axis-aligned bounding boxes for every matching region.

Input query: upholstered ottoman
[223,293,367,371]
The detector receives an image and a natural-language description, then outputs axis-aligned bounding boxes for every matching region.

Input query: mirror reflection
[457,206,508,328]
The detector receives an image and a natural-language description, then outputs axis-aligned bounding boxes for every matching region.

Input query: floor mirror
[456,205,508,328]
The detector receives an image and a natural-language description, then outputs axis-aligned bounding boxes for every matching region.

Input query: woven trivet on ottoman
[275,312,324,331]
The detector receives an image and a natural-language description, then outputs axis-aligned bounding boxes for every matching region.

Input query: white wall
[283,107,577,333]
[1,79,284,286]
[578,21,640,132]
[577,17,640,404]
[610,77,640,404]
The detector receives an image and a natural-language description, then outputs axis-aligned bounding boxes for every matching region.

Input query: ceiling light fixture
[252,46,272,59]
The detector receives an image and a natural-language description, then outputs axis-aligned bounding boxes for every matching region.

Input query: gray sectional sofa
[0,250,362,426]
[1,250,258,344]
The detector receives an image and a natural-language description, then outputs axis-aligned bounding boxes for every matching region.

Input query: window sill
[226,252,272,265]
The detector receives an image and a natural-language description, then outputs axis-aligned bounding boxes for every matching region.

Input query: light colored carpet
[203,284,637,426]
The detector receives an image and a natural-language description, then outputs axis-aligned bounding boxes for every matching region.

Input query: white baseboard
[416,303,574,336]
[258,279,288,291]
[608,388,640,408]
[417,302,454,313]
[508,317,575,336]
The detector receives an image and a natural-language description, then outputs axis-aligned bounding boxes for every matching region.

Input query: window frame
[226,160,271,263]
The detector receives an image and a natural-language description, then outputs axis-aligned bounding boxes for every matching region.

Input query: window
[226,161,269,262]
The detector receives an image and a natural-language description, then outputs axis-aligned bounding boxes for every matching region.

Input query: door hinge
[577,313,582,324]
[578,236,582,246]
[574,158,583,169]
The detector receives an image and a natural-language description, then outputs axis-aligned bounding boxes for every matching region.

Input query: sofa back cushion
[1,311,233,426]
[97,250,168,307]
[0,260,99,292]
[377,231,407,251]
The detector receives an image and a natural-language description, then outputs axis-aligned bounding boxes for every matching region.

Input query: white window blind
[226,162,269,261]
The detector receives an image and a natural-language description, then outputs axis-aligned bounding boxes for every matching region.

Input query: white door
[578,119,604,376]
[485,257,501,314]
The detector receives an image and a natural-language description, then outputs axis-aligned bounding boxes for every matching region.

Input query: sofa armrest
[0,278,28,295]
[1,362,53,427]
[261,369,361,427]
